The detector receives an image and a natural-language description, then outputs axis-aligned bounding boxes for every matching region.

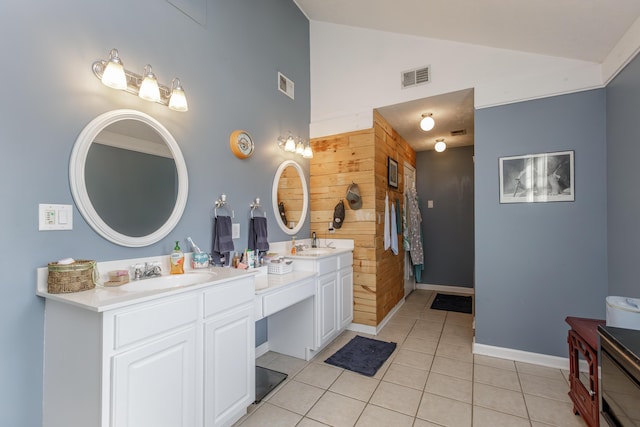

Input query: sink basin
[117,271,218,292]
[294,248,335,257]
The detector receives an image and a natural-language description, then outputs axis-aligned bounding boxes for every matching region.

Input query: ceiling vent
[401,65,430,89]
[450,129,467,136]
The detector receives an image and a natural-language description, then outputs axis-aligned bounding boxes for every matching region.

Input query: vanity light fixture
[420,113,435,131]
[302,141,313,159]
[278,133,314,158]
[278,134,297,152]
[92,48,189,112]
[295,137,305,155]
[434,138,447,152]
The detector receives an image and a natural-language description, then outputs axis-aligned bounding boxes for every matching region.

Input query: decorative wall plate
[229,130,255,159]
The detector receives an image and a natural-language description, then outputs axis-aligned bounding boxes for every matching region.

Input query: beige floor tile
[265,354,308,377]
[355,404,415,427]
[237,402,302,427]
[413,418,448,427]
[369,380,423,416]
[473,363,522,391]
[445,312,474,327]
[401,336,439,354]
[387,315,419,328]
[267,380,325,415]
[295,363,343,389]
[442,323,474,339]
[439,333,474,347]
[383,363,429,390]
[419,310,448,322]
[473,354,516,371]
[436,342,473,363]
[524,393,587,426]
[329,371,381,402]
[306,391,366,427]
[425,372,472,403]
[473,382,528,418]
[472,405,531,427]
[393,348,434,370]
[431,356,473,381]
[256,351,279,367]
[515,361,566,381]
[296,418,329,427]
[415,318,446,331]
[417,392,472,427]
[519,372,571,402]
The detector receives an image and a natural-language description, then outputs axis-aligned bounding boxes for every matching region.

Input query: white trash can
[606,296,640,331]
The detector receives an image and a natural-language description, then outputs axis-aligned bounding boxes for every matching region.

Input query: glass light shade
[168,79,188,112]
[303,144,313,158]
[420,115,435,131]
[101,51,127,90]
[434,141,447,152]
[295,139,305,155]
[284,136,296,152]
[139,65,161,102]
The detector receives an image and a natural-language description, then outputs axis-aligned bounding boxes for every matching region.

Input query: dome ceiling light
[420,113,435,131]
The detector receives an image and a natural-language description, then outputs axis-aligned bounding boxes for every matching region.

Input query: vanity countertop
[37,260,255,313]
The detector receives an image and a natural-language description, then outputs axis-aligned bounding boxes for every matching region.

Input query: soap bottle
[170,241,185,274]
[290,236,297,255]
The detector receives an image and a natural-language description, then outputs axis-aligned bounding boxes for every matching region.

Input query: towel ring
[250,198,267,218]
[214,194,234,218]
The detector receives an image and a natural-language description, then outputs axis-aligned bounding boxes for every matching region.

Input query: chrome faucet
[132,262,162,280]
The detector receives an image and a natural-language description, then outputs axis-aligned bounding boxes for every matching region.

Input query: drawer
[203,277,254,318]
[113,294,199,349]
[262,278,315,317]
[338,252,353,269]
[317,256,338,276]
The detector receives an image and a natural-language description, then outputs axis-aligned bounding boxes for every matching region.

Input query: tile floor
[234,290,594,427]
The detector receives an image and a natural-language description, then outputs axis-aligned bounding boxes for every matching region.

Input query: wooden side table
[565,316,605,427]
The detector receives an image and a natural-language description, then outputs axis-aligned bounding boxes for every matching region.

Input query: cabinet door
[338,267,354,330]
[317,273,338,348]
[111,327,197,427]
[204,304,255,427]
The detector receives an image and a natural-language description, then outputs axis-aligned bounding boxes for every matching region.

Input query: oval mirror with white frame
[70,109,188,247]
[272,160,308,235]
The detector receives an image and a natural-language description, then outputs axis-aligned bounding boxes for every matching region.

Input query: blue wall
[0,1,309,425]
[474,89,608,357]
[607,53,640,298]
[416,146,475,288]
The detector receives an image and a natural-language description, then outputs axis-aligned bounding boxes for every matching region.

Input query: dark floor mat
[255,366,287,403]
[430,293,472,314]
[324,335,396,376]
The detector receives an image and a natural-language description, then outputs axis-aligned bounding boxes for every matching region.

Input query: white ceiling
[294,0,640,151]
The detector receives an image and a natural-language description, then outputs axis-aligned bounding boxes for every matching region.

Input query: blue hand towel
[211,216,234,265]
[248,217,269,252]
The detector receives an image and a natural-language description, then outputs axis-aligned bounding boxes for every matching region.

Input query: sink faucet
[133,262,162,280]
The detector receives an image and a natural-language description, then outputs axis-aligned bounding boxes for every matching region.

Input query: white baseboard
[255,342,269,359]
[473,342,570,371]
[417,283,475,295]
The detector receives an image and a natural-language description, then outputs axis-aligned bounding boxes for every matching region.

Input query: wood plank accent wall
[309,111,416,326]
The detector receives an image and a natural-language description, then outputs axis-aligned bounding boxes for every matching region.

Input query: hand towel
[248,216,269,252]
[211,215,234,266]
[384,192,390,250]
[391,201,398,255]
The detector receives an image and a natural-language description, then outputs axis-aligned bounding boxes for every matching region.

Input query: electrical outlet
[232,223,240,239]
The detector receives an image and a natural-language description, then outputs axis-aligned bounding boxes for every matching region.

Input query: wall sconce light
[434,138,447,152]
[92,48,189,112]
[278,133,313,158]
[420,113,435,131]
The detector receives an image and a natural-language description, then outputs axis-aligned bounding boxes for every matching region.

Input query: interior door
[403,163,416,297]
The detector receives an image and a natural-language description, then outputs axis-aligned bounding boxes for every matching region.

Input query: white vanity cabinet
[293,250,354,351]
[42,275,255,427]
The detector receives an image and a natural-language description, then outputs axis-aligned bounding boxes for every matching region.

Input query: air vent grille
[401,65,430,89]
[450,129,467,136]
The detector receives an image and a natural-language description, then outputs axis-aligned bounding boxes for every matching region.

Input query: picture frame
[499,150,574,203]
[388,157,398,188]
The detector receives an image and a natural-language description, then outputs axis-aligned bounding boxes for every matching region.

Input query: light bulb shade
[295,139,305,155]
[420,115,435,131]
[303,144,313,158]
[138,65,161,102]
[284,136,296,152]
[168,78,188,111]
[434,141,447,152]
[101,49,127,90]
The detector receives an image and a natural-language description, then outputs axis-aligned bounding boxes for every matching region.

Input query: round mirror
[272,160,308,235]
[70,109,188,247]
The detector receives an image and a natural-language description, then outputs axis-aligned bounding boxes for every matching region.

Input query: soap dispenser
[290,236,297,255]
[170,241,185,274]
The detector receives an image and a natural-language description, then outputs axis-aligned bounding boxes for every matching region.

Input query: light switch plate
[39,204,73,230]
[232,223,240,239]
[427,200,434,209]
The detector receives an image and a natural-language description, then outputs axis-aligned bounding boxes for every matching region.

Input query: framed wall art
[388,157,398,188]
[499,150,574,203]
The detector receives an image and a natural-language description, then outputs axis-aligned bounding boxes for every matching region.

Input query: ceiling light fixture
[92,48,189,112]
[420,113,435,131]
[434,138,446,152]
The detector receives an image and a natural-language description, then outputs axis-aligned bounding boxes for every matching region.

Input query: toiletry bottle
[311,232,317,248]
[290,236,297,255]
[170,241,185,274]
